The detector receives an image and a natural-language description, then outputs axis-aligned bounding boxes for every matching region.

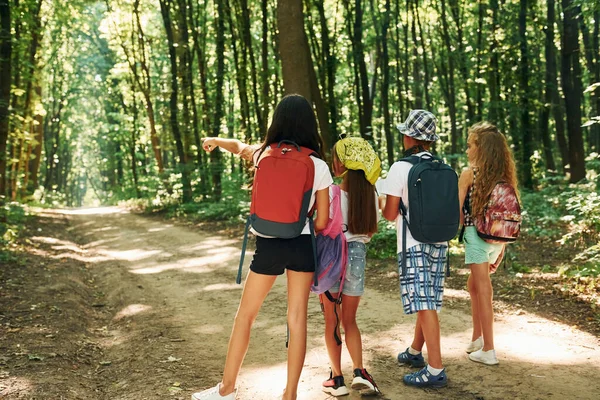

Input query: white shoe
[191,383,236,400]
[466,337,483,353]
[469,348,499,365]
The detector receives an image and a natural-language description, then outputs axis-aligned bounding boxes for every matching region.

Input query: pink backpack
[310,184,347,346]
[475,182,522,244]
[311,185,348,295]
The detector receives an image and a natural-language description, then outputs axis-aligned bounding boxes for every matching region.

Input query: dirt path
[2,207,599,399]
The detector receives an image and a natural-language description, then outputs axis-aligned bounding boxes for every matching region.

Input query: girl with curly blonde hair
[458,122,519,366]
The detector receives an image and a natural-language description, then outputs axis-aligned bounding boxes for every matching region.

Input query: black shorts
[250,235,316,276]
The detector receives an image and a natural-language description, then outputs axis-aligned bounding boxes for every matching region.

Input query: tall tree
[540,0,558,172]
[211,0,226,201]
[0,0,10,199]
[159,0,192,202]
[519,0,532,188]
[277,0,312,100]
[277,0,331,150]
[560,0,586,182]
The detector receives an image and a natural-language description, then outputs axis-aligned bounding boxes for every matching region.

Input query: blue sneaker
[397,348,426,368]
[403,366,448,388]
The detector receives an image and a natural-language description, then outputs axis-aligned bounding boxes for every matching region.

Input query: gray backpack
[399,154,459,275]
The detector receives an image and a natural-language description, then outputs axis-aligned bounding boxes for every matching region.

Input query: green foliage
[367,220,397,259]
[0,203,28,262]
[558,263,600,278]
[136,172,251,223]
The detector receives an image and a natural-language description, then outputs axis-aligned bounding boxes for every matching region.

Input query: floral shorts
[329,242,366,297]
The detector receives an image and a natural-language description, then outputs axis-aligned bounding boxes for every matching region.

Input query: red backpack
[237,140,319,284]
[474,182,522,244]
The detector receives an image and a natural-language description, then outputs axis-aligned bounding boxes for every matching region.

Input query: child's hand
[202,137,217,152]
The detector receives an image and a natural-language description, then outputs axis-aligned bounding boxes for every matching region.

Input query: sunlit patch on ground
[191,324,227,335]
[0,375,34,397]
[130,253,239,274]
[113,304,153,321]
[200,283,242,292]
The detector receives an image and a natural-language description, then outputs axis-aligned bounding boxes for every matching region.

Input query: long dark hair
[346,169,378,235]
[258,94,325,158]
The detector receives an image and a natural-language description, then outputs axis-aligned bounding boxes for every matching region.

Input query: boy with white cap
[379,110,449,388]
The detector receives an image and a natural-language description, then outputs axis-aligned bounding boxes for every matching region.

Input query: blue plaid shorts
[397,244,447,314]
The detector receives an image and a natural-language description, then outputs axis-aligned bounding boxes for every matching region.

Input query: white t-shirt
[331,187,377,243]
[251,153,333,237]
[379,151,445,253]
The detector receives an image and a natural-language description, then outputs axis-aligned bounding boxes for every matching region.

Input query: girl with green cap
[320,137,382,397]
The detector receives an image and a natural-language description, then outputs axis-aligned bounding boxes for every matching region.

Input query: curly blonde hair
[468,122,520,217]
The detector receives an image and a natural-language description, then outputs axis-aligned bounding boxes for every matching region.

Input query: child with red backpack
[192,94,333,400]
[319,137,382,397]
[459,122,521,366]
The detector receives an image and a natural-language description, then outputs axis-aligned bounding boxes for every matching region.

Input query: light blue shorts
[464,226,504,265]
[329,241,366,297]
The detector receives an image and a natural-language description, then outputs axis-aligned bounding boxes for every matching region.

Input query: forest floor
[1,207,599,400]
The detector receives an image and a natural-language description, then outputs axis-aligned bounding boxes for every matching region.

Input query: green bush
[0,203,28,262]
[368,220,397,259]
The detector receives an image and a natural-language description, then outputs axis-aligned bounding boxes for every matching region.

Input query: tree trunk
[414,0,431,110]
[211,0,226,201]
[381,0,394,166]
[159,0,192,202]
[440,0,458,157]
[560,0,586,182]
[0,0,11,199]
[540,0,557,172]
[476,0,484,119]
[260,0,269,137]
[488,0,501,122]
[519,0,532,188]
[316,0,338,144]
[28,84,43,190]
[276,0,330,150]
[239,0,263,135]
[410,1,423,109]
[226,0,250,140]
[132,0,166,182]
[277,0,312,100]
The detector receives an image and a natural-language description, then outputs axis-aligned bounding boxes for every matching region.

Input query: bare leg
[282,270,313,400]
[321,293,343,376]
[410,315,425,352]
[220,271,277,395]
[418,310,443,369]
[470,263,494,351]
[340,295,363,370]
[467,273,483,341]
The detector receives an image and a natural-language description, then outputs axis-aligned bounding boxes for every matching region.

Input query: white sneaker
[191,383,236,400]
[466,337,483,353]
[468,348,499,365]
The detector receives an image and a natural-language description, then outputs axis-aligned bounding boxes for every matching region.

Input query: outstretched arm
[201,137,257,161]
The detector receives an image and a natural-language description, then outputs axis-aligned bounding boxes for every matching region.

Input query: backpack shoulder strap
[399,153,439,165]
[398,155,420,165]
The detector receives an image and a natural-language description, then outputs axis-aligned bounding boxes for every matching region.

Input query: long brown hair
[468,122,520,217]
[332,147,378,235]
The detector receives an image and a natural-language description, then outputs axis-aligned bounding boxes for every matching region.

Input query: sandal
[397,348,426,368]
[403,366,448,388]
